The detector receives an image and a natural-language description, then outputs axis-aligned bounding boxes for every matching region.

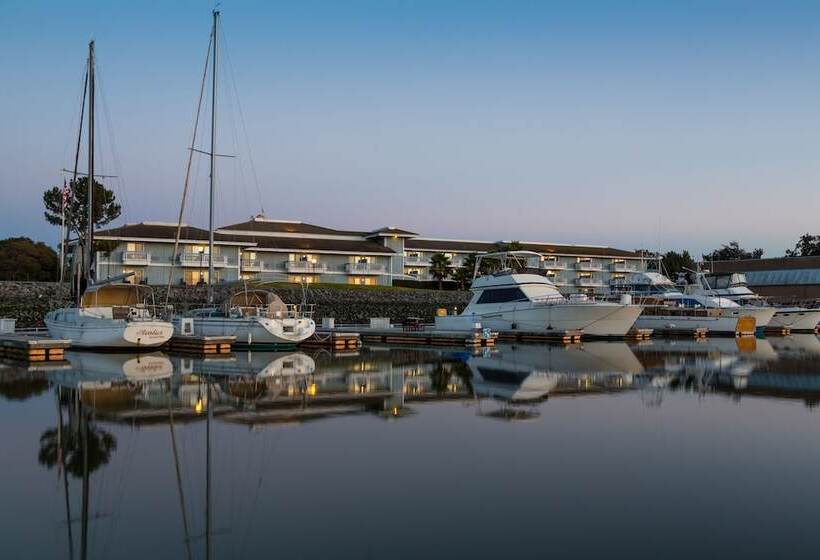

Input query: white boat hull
[175,315,316,346]
[436,303,643,337]
[770,309,820,332]
[45,316,174,348]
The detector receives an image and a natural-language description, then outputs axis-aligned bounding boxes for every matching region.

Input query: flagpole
[59,183,66,284]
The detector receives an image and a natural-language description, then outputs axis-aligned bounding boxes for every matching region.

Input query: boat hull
[45,317,174,348]
[770,309,820,332]
[435,303,643,337]
[175,316,316,347]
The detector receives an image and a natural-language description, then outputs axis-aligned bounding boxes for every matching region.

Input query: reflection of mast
[57,387,75,560]
[168,380,193,560]
[80,397,89,560]
[206,375,213,560]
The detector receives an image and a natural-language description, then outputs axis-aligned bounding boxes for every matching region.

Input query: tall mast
[208,11,219,304]
[86,40,95,290]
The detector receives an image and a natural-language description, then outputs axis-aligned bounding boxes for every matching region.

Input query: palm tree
[429,253,451,290]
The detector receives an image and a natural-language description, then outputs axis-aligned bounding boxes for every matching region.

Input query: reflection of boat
[435,251,643,337]
[467,342,644,404]
[178,351,316,379]
[54,351,173,388]
[768,334,820,356]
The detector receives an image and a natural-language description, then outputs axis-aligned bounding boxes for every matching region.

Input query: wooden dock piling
[0,334,71,362]
[167,335,234,355]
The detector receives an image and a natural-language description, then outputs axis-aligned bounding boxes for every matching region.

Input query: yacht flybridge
[624,272,776,334]
[434,251,643,337]
[685,271,820,332]
[45,41,173,349]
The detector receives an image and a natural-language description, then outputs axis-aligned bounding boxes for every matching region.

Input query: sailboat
[170,10,315,347]
[45,41,174,349]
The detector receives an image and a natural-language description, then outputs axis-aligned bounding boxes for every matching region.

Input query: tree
[785,234,820,257]
[661,250,696,278]
[38,420,117,478]
[43,177,121,244]
[0,237,60,281]
[452,253,478,290]
[702,241,763,261]
[429,253,451,290]
[488,241,528,272]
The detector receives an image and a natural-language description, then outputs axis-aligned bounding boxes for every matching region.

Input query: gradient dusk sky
[1,0,819,257]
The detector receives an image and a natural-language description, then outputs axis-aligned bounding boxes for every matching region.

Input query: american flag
[61,180,70,210]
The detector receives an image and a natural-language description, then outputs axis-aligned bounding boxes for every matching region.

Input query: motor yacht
[174,289,316,347]
[685,271,820,332]
[622,272,776,334]
[45,283,174,349]
[434,251,643,337]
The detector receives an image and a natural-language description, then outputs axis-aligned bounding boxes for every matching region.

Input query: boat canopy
[229,290,288,316]
[81,283,154,308]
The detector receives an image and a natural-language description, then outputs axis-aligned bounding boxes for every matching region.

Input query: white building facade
[92,217,647,294]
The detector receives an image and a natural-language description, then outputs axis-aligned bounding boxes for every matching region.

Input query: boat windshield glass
[476,287,530,304]
[521,283,564,302]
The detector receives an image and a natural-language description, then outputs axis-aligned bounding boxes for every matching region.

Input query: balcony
[285,261,327,274]
[611,261,638,273]
[546,275,567,285]
[404,255,430,266]
[179,253,228,268]
[346,263,387,275]
[540,260,567,270]
[576,261,603,271]
[576,276,604,287]
[122,251,150,265]
[241,259,267,272]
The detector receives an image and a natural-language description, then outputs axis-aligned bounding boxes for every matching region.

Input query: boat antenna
[208,10,219,305]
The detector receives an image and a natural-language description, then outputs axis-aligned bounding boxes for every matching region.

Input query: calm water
[2,337,820,559]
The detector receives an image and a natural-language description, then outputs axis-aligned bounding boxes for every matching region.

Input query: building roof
[247,235,395,254]
[95,223,254,245]
[219,217,362,236]
[711,256,820,273]
[366,227,419,237]
[405,238,641,258]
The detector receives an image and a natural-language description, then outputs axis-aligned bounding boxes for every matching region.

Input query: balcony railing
[241,259,267,272]
[576,261,603,271]
[179,253,228,267]
[545,275,567,285]
[122,251,150,265]
[285,261,327,274]
[610,262,638,273]
[576,277,604,286]
[404,255,430,265]
[540,260,567,270]
[346,263,387,274]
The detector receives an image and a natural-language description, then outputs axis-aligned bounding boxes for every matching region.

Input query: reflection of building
[88,216,647,292]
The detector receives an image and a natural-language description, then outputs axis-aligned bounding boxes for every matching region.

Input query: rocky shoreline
[0,281,472,329]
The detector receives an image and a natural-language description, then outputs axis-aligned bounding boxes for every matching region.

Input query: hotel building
[92,216,647,294]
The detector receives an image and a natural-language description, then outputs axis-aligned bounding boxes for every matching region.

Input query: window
[476,287,529,304]
[126,242,145,252]
[289,253,317,263]
[349,277,376,286]
[289,275,315,284]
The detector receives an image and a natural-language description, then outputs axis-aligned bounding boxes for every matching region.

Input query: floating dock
[654,327,709,339]
[496,330,582,344]
[167,335,235,355]
[764,326,792,336]
[300,331,362,351]
[0,334,71,362]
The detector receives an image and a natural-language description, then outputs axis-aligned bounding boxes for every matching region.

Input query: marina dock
[0,333,71,362]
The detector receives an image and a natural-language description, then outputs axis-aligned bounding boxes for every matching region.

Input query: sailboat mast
[208,11,219,304]
[86,40,95,290]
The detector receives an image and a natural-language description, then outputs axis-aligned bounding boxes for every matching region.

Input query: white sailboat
[45,41,173,349]
[435,251,643,337]
[170,11,315,347]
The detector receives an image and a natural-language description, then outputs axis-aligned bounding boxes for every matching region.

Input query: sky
[1,0,819,258]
